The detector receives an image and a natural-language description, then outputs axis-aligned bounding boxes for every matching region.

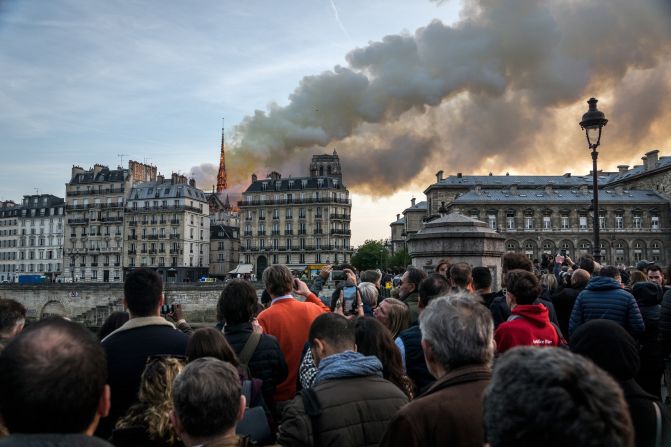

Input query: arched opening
[256,255,268,280]
[40,300,67,319]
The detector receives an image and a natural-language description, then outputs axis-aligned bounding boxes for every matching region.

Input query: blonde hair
[115,356,184,445]
[382,298,411,338]
[540,273,558,293]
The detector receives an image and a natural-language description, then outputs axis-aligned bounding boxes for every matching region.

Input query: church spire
[216,119,227,193]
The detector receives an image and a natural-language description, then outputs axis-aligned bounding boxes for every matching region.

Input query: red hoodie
[494,304,560,354]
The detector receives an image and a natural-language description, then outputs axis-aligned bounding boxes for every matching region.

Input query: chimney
[93,164,105,176]
[510,183,518,195]
[617,165,629,174]
[645,150,659,170]
[457,172,462,178]
[475,185,482,195]
[411,197,416,207]
[71,165,85,178]
[641,155,648,170]
[157,174,164,184]
[436,170,444,182]
[615,186,624,195]
[545,184,553,195]
[396,214,400,220]
[251,173,258,182]
[189,178,196,188]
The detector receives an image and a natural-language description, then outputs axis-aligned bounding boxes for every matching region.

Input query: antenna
[34,188,40,195]
[117,154,128,167]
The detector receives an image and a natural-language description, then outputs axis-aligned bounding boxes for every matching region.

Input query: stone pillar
[407,213,506,290]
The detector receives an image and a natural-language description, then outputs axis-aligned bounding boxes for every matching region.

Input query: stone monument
[407,212,506,290]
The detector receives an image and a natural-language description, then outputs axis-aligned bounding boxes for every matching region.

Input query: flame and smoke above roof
[191,0,671,197]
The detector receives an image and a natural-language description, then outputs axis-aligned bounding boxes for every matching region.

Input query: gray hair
[172,357,240,438]
[484,347,633,447]
[360,269,382,284]
[358,282,379,308]
[419,292,494,370]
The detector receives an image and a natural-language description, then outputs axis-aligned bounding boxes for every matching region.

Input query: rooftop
[453,188,667,204]
[244,176,347,193]
[129,181,208,202]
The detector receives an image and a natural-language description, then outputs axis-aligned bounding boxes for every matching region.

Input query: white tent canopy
[228,264,253,275]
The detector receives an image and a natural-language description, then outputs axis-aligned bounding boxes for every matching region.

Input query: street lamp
[579,97,608,262]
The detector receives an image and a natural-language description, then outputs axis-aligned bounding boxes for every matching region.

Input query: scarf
[313,351,383,386]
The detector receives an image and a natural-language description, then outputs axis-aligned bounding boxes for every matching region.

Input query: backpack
[235,331,274,445]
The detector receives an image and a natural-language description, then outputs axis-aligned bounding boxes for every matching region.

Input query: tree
[351,240,389,271]
[389,249,411,268]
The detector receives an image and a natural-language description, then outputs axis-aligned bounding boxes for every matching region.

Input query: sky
[1,0,670,246]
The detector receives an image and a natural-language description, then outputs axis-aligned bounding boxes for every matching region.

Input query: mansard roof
[244,176,348,193]
[453,188,667,204]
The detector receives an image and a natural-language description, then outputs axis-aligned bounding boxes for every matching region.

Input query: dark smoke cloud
[198,0,671,195]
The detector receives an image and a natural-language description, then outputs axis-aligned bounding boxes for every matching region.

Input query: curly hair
[115,356,184,445]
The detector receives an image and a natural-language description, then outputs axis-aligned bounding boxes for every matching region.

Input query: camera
[342,285,357,313]
[160,304,174,315]
[331,270,346,281]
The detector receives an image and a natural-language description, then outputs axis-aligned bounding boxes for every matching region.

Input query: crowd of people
[1,253,671,446]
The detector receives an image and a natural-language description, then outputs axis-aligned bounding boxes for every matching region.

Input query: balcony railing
[330,229,351,235]
[66,188,125,197]
[238,197,351,206]
[68,218,89,225]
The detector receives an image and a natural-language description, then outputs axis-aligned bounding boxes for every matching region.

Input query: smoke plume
[192,0,671,196]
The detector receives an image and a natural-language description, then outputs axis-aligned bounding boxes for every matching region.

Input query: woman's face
[438,263,449,276]
[373,301,391,327]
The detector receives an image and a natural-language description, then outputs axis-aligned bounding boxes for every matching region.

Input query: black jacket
[97,318,189,439]
[659,288,671,355]
[551,286,583,340]
[224,322,288,407]
[0,434,114,447]
[398,324,434,394]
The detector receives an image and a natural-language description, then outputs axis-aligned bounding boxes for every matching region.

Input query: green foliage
[389,249,411,268]
[351,240,389,271]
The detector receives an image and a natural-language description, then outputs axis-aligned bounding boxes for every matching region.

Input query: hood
[632,281,663,307]
[313,351,383,385]
[510,304,550,328]
[584,276,622,291]
[569,319,639,380]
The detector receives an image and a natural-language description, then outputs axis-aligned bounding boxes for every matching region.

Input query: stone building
[124,174,210,283]
[63,164,134,282]
[16,195,65,281]
[0,201,20,283]
[238,151,352,279]
[209,224,240,279]
[391,150,671,267]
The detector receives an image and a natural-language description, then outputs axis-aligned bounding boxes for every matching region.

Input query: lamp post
[579,97,608,262]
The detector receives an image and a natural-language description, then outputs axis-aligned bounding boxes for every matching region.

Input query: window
[615,215,624,229]
[524,217,533,230]
[633,216,642,229]
[652,216,659,230]
[506,217,515,230]
[579,216,587,230]
[488,215,497,230]
[599,216,606,229]
[561,216,569,229]
[543,216,551,230]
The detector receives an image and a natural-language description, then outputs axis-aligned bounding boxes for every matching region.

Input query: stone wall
[0,283,224,323]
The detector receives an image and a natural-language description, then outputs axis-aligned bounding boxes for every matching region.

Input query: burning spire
[216,119,227,192]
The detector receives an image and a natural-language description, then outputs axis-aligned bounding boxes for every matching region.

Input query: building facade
[63,164,134,282]
[239,151,352,278]
[124,174,210,283]
[391,150,671,267]
[0,201,20,282]
[16,195,65,281]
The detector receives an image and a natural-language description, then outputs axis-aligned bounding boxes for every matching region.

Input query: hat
[635,260,654,270]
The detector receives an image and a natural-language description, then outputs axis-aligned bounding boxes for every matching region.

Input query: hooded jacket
[568,276,645,337]
[494,304,559,354]
[277,351,408,447]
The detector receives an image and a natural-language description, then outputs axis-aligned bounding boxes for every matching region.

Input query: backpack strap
[238,331,262,367]
[241,380,253,408]
[653,400,662,447]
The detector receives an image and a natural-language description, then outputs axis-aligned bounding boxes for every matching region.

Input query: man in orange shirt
[257,264,330,409]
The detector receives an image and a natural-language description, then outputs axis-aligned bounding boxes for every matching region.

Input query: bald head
[571,269,591,289]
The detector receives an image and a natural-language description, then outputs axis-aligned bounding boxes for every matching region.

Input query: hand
[293,278,312,297]
[355,290,364,317]
[334,292,345,316]
[319,265,333,280]
[344,268,357,285]
[251,318,264,334]
[555,255,565,264]
[171,304,184,321]
[565,256,573,265]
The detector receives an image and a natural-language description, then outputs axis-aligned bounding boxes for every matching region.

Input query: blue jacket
[569,276,645,337]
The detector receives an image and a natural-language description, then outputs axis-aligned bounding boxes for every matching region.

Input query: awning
[286,265,308,271]
[228,264,253,274]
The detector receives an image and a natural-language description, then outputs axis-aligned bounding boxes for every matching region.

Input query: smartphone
[331,270,346,281]
[560,249,567,256]
[160,304,174,314]
[343,285,357,313]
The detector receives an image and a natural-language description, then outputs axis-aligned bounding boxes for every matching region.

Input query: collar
[101,316,175,343]
[420,364,491,397]
[271,294,295,304]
